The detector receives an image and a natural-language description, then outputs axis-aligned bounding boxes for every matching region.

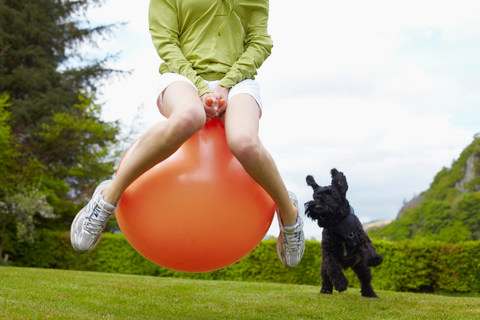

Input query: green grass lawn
[1,267,479,319]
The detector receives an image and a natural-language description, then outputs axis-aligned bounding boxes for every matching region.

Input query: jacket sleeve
[218,3,273,88]
[149,0,211,96]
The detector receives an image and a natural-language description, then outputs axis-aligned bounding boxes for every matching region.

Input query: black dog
[305,169,383,298]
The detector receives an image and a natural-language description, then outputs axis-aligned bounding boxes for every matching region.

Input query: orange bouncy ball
[115,119,276,273]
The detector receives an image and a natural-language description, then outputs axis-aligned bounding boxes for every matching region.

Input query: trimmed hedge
[368,240,480,293]
[5,230,480,293]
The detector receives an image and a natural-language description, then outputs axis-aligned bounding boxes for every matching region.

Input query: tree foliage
[0,94,18,195]
[0,190,55,261]
[0,0,120,237]
[0,94,55,261]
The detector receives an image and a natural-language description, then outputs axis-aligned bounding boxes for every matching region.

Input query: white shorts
[156,73,263,110]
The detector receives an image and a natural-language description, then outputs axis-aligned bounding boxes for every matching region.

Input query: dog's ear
[331,168,348,196]
[306,175,321,191]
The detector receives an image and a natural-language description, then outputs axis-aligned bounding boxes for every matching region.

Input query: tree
[0,0,120,229]
[0,94,55,261]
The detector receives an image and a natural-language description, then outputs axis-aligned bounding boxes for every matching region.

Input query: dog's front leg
[320,261,333,294]
[322,252,348,293]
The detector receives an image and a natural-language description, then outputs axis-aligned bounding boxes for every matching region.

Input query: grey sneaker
[71,180,116,253]
[276,192,305,267]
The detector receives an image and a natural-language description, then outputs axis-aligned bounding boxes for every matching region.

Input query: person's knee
[228,134,262,162]
[170,105,206,136]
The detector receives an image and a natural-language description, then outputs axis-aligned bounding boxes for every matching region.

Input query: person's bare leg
[102,82,206,205]
[223,94,297,226]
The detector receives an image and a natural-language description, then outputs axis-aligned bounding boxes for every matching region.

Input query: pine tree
[0,0,121,229]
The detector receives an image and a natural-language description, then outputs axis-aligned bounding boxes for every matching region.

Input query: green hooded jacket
[149,0,274,96]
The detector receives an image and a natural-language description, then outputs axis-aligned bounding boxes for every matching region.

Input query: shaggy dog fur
[305,169,383,298]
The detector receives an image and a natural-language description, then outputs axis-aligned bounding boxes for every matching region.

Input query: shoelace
[284,231,303,252]
[84,202,111,235]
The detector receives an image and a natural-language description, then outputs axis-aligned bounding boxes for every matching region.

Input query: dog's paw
[367,254,383,267]
[334,278,348,292]
[361,289,379,298]
[320,284,333,294]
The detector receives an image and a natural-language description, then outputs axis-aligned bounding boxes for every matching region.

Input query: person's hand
[200,93,217,122]
[201,86,229,122]
[212,85,229,117]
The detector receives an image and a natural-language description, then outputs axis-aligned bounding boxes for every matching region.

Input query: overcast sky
[86,0,480,240]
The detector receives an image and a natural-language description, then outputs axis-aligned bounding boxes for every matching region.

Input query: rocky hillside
[369,134,480,242]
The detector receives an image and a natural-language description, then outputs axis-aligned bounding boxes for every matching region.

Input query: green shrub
[5,230,480,293]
